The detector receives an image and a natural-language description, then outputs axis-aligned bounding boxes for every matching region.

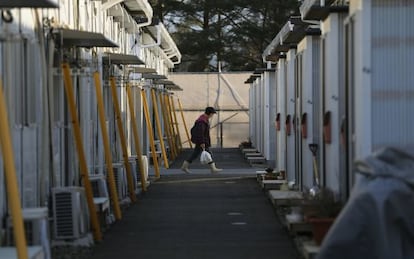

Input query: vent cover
[52,187,90,239]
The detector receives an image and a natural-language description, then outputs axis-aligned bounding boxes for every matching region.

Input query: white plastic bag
[200,150,213,164]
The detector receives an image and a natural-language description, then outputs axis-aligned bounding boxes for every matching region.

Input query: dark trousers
[186,144,212,163]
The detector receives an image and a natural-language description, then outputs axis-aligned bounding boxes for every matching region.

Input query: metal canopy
[265,53,287,63]
[244,78,254,84]
[281,17,310,46]
[265,16,313,60]
[103,53,144,65]
[165,84,183,91]
[300,0,348,21]
[153,80,174,85]
[54,29,119,48]
[254,68,276,74]
[300,0,330,21]
[152,79,183,91]
[129,67,157,74]
[244,74,260,84]
[142,74,167,79]
[245,75,260,84]
[0,0,59,8]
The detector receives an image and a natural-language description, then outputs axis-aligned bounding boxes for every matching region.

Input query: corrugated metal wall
[268,71,277,166]
[371,0,414,149]
[286,49,296,181]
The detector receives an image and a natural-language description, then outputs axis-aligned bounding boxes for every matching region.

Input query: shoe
[209,162,222,173]
[181,160,191,173]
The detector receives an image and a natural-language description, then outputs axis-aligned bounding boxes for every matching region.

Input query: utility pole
[216,61,221,147]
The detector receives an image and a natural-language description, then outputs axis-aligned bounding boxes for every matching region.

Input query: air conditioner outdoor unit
[112,164,127,200]
[137,156,148,187]
[89,174,109,199]
[51,187,90,240]
[128,157,138,192]
[6,207,51,259]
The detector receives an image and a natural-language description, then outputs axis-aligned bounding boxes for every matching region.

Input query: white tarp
[169,72,251,148]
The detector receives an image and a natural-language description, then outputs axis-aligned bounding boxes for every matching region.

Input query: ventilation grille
[52,187,89,239]
[6,221,35,246]
[54,192,74,237]
[113,167,127,199]
[91,181,100,197]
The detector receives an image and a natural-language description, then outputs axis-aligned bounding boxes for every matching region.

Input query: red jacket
[190,114,211,147]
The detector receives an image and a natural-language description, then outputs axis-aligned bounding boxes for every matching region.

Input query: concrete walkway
[89,148,299,259]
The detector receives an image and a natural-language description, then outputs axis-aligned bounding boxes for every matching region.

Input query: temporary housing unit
[254,68,277,166]
[300,0,350,198]
[246,67,277,165]
[285,49,297,183]
[295,24,322,191]
[264,17,322,189]
[263,33,286,173]
[246,74,261,150]
[0,0,181,250]
[252,74,263,153]
[346,0,414,172]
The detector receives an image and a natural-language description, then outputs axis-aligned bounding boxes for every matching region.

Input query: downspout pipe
[167,51,181,65]
[262,33,282,64]
[140,23,161,48]
[159,24,181,64]
[102,0,153,28]
[140,22,181,65]
[101,0,124,11]
[159,48,174,68]
[135,0,153,29]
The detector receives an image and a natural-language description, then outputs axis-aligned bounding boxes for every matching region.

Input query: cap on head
[205,106,217,114]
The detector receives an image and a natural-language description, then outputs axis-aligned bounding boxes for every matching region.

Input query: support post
[126,84,147,191]
[61,63,102,241]
[0,79,28,259]
[158,91,175,159]
[109,77,137,203]
[92,72,122,219]
[141,89,161,179]
[170,96,182,151]
[177,98,192,148]
[164,94,178,156]
[150,88,169,168]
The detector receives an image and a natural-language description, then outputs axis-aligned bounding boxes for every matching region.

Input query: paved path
[89,149,299,259]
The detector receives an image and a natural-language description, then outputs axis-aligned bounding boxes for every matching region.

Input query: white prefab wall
[370,0,414,150]
[352,0,373,160]
[267,71,277,166]
[286,49,296,182]
[297,35,321,190]
[277,59,286,172]
[0,0,179,227]
[259,70,277,164]
[322,14,341,194]
[263,72,271,160]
